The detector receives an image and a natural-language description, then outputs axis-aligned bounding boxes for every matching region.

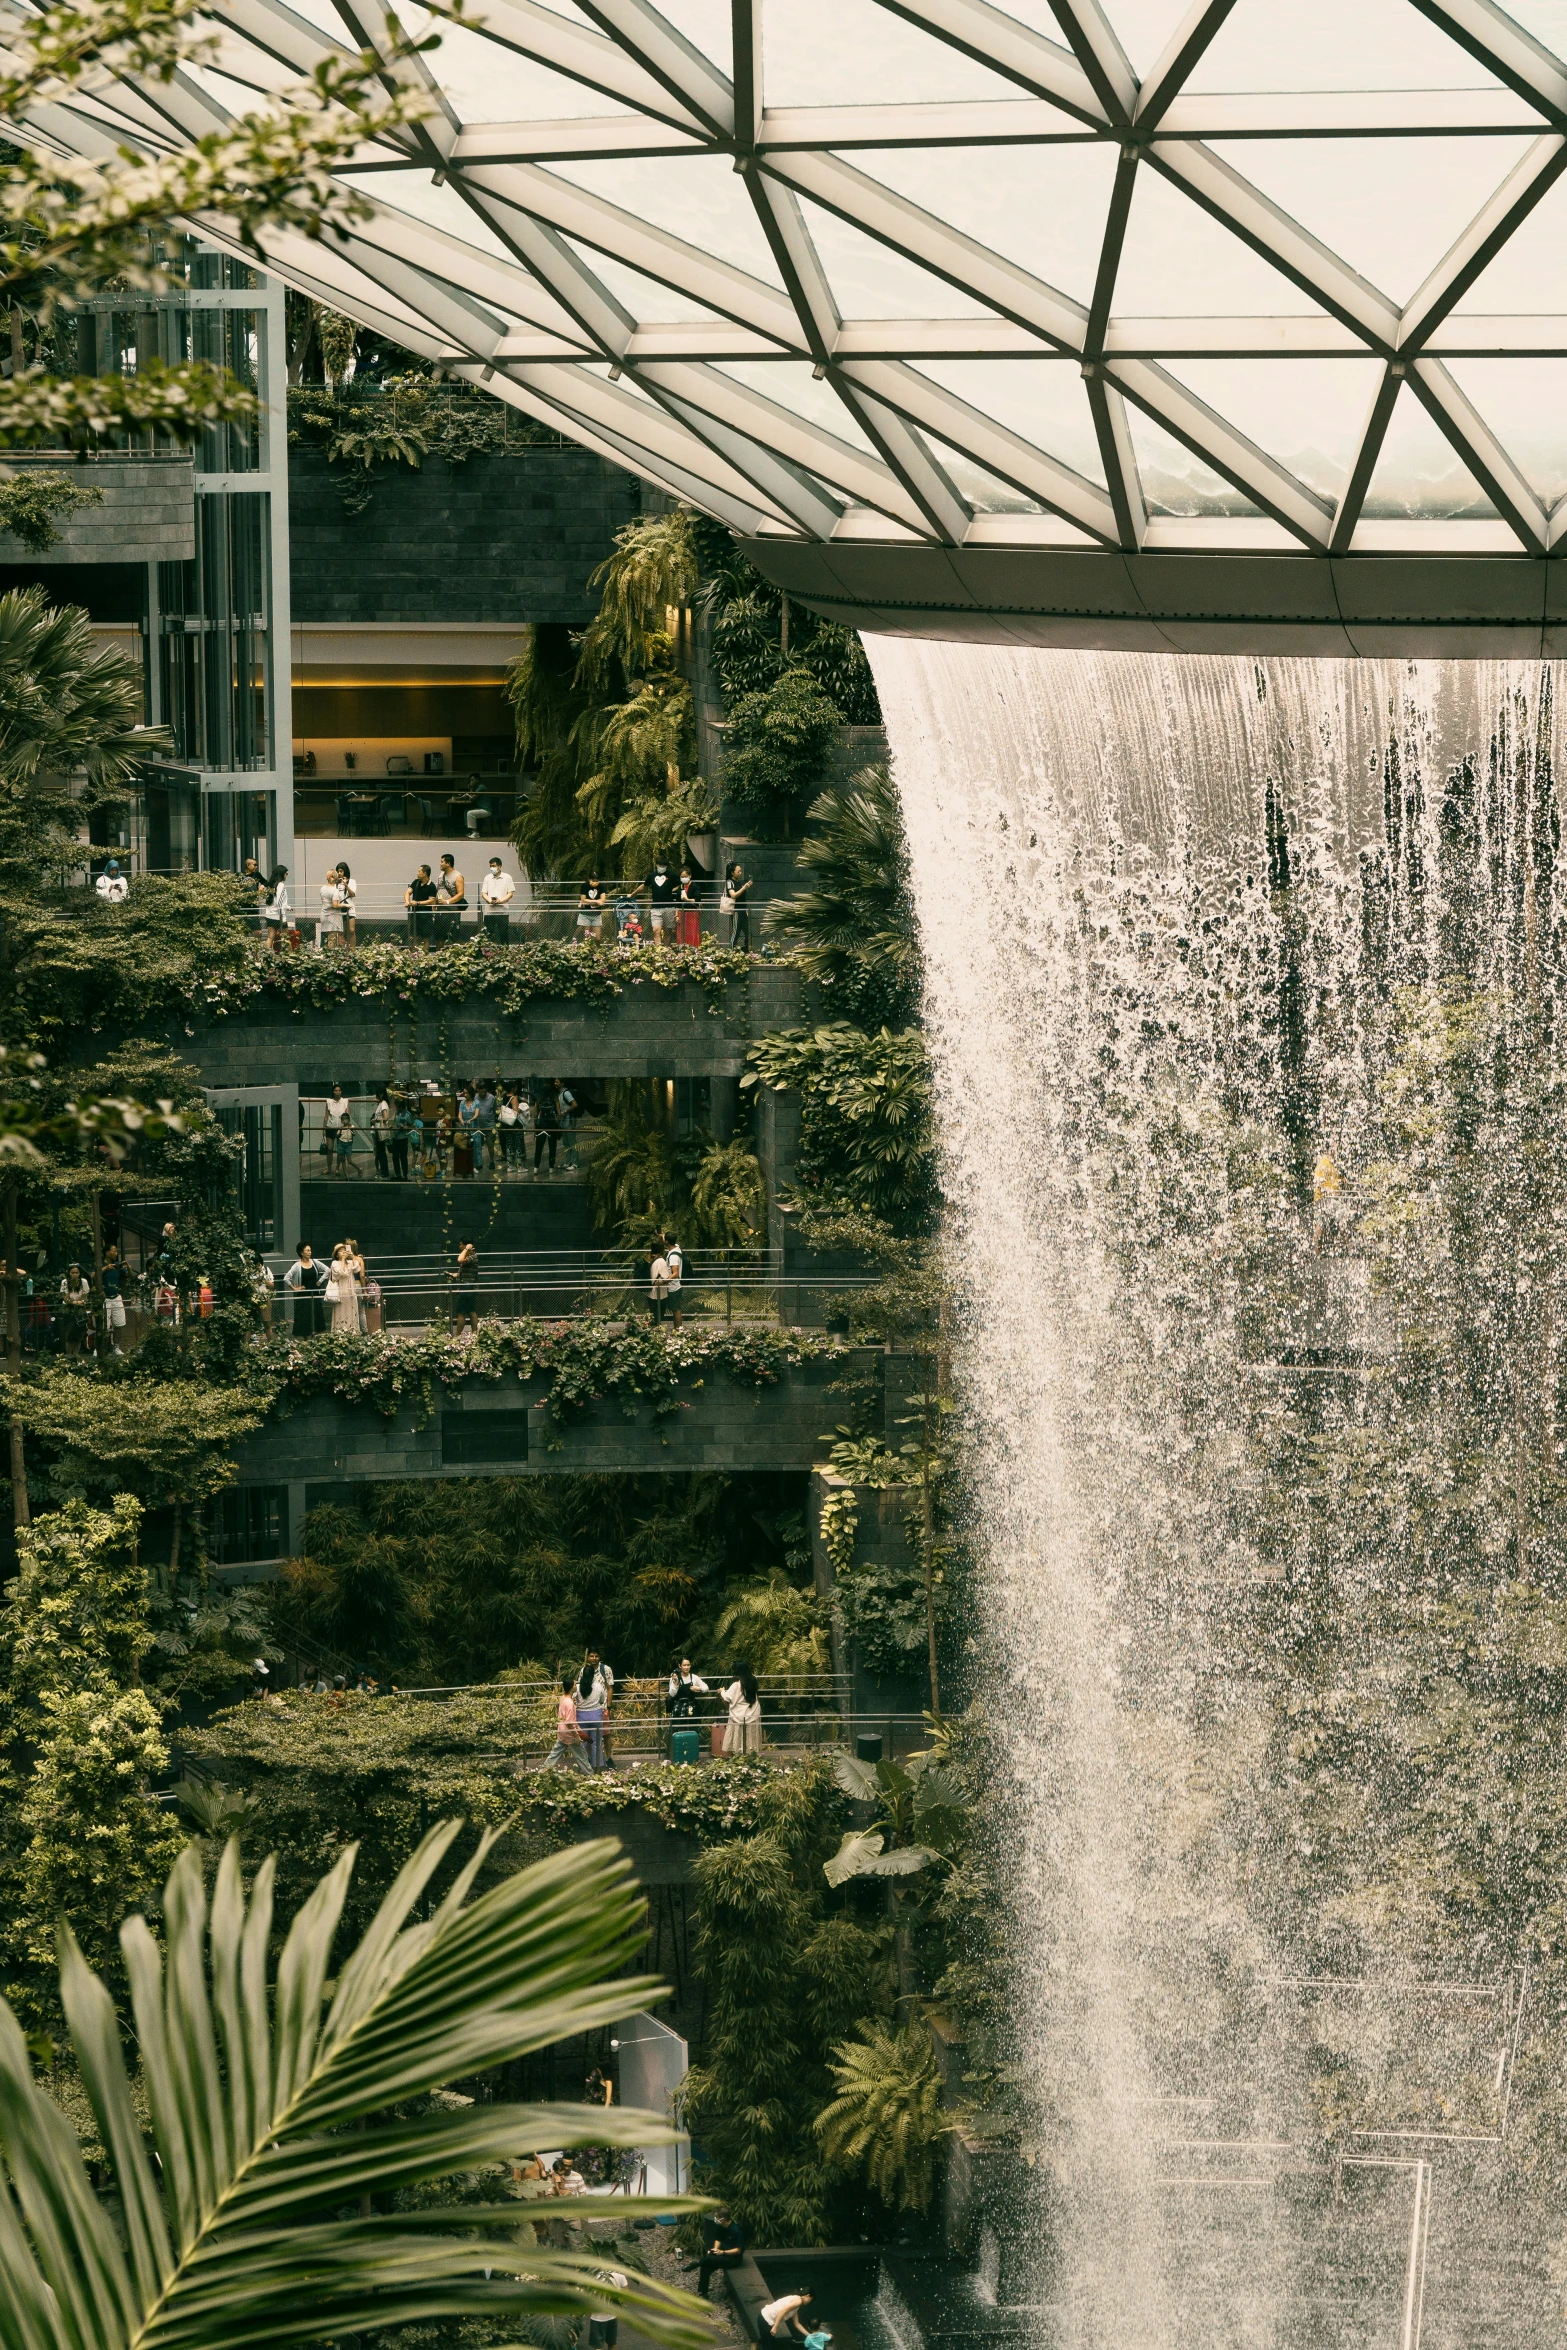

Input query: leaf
[832,1753,879,1802]
[0,1829,713,2350]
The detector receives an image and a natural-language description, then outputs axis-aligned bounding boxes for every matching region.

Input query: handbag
[323,1276,341,1304]
[719,890,735,913]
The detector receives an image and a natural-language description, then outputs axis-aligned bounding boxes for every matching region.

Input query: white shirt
[269,880,290,921]
[480,867,516,906]
[761,2297,805,2333]
[668,1671,709,1697]
[723,1680,761,1724]
[324,1095,350,1133]
[650,1256,670,1296]
[96,872,128,901]
[666,1243,683,1290]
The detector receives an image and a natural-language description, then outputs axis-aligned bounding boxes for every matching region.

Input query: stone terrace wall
[175,966,806,1089]
[233,1346,874,1500]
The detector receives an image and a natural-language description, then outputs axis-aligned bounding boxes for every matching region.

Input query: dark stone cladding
[231,1346,877,1486]
[287,449,644,626]
[171,966,807,1089]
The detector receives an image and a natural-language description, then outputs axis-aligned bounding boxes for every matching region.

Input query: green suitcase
[671,1726,700,1766]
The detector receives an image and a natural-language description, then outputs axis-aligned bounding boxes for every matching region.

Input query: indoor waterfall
[870,643,1561,2350]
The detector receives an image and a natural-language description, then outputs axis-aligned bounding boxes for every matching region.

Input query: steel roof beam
[1409,356,1547,552]
[876,0,1110,126]
[1107,356,1336,547]
[1046,0,1138,127]
[1134,0,1237,131]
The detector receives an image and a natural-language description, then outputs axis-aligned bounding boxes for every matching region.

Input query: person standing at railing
[390,1096,415,1183]
[533,1081,561,1174]
[721,1669,762,1755]
[241,855,266,928]
[668,1659,708,1716]
[451,1240,480,1334]
[577,874,608,938]
[648,1246,670,1326]
[336,862,358,948]
[318,871,346,951]
[284,1243,325,1335]
[262,866,291,950]
[557,1080,579,1168]
[405,863,436,948]
[497,1087,521,1176]
[371,1089,394,1181]
[59,1263,91,1356]
[664,1234,684,1328]
[100,1244,127,1354]
[722,862,752,951]
[647,857,677,944]
[332,1093,357,1179]
[326,1243,361,1337]
[435,854,466,945]
[574,1652,613,1770]
[677,864,701,947]
[480,856,515,942]
[455,1084,478,1179]
[542,1673,592,1774]
[95,859,128,903]
[475,1078,498,1173]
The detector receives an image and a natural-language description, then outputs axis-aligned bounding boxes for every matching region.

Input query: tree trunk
[3,1183,28,1527]
[8,309,22,378]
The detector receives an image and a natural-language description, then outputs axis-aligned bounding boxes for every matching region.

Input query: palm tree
[0,585,160,883]
[766,764,920,1026]
[0,1825,710,2350]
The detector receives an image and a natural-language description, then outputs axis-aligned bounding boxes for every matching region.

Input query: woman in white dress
[720,1670,761,1755]
[327,1242,361,1336]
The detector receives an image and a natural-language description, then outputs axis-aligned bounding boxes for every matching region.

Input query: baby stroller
[613,894,642,941]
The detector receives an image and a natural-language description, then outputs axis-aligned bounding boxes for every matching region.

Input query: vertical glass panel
[1442,360,1567,503]
[1113,168,1330,317]
[761,0,1026,103]
[1159,359,1381,501]
[910,359,1107,485]
[794,196,993,318]
[1123,407,1261,515]
[160,493,271,770]
[544,157,789,287]
[1360,385,1495,517]
[1206,138,1534,308]
[852,143,1119,308]
[1191,0,1504,90]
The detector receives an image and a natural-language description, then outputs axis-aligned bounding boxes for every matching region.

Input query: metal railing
[299,1097,596,1181]
[272,878,772,944]
[280,1245,876,1328]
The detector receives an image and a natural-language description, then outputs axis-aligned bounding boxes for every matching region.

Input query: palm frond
[0,1829,712,2350]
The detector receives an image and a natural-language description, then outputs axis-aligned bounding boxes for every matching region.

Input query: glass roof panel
[1360,385,1496,517]
[1450,170,1567,313]
[1206,137,1535,309]
[760,0,1030,105]
[918,430,1045,513]
[1114,166,1332,317]
[1190,0,1505,91]
[794,196,995,318]
[1123,407,1262,516]
[713,361,883,455]
[850,143,1119,310]
[559,240,733,325]
[910,359,1107,486]
[655,1,731,77]
[1159,359,1381,501]
[1442,360,1567,503]
[400,16,635,120]
[337,171,524,265]
[1099,0,1198,77]
[1490,4,1567,60]
[543,157,789,288]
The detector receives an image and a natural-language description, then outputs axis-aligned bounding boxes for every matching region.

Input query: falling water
[869,644,1562,2350]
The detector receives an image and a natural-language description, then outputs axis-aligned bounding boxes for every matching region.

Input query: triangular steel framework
[20,0,1567,563]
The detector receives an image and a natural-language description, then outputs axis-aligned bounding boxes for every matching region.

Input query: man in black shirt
[695,2209,743,2295]
[405,863,437,946]
[647,860,677,944]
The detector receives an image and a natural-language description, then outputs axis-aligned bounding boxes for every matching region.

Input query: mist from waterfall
[868,642,1559,2350]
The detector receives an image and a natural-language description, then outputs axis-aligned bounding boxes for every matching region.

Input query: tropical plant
[0,0,438,451]
[0,467,102,552]
[577,509,700,694]
[609,767,719,874]
[815,2019,950,2211]
[690,1138,767,1248]
[171,1774,262,1838]
[506,620,598,878]
[714,1568,830,1678]
[0,1826,710,2350]
[824,1745,970,1888]
[744,1023,937,1234]
[768,765,921,1026]
[0,586,159,882]
[723,667,842,825]
[314,302,359,390]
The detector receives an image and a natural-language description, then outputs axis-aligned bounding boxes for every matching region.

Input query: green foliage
[291,381,564,467]
[507,622,595,878]
[0,465,102,551]
[825,1747,971,1886]
[586,1089,765,1251]
[0,584,155,883]
[682,1769,891,2243]
[815,2020,949,2211]
[768,765,921,1027]
[2,1494,149,1718]
[578,510,700,694]
[262,1472,813,1687]
[714,1568,830,1677]
[745,1022,937,1234]
[705,555,880,726]
[689,1137,767,1248]
[12,1369,267,1513]
[0,1827,711,2350]
[723,667,842,826]
[4,871,256,1046]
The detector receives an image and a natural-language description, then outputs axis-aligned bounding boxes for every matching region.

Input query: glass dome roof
[32,0,1567,586]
